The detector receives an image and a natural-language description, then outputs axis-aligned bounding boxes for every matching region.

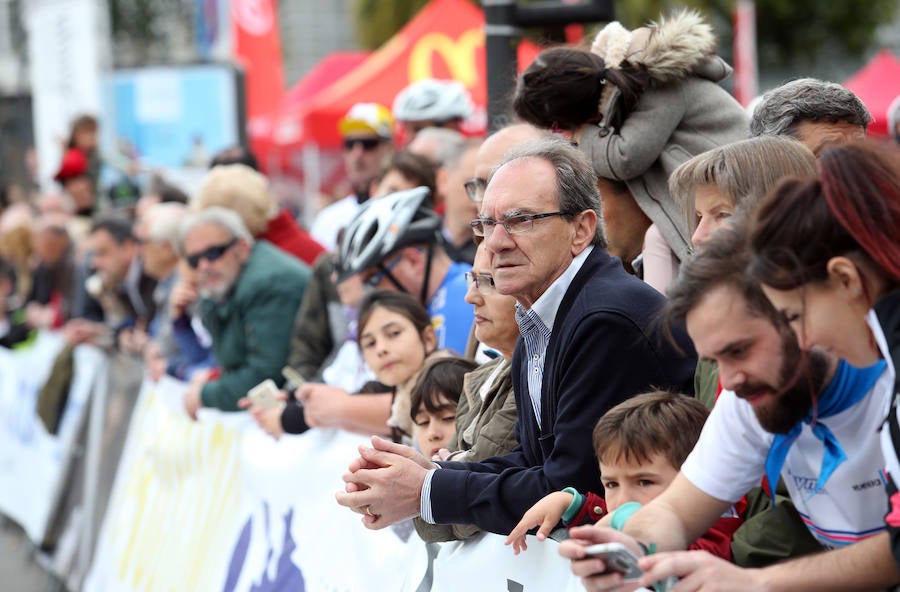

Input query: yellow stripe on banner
[111,385,244,591]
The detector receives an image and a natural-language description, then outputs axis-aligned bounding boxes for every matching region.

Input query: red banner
[231,0,285,146]
[276,0,540,150]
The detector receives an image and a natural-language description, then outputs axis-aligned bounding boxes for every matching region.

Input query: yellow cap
[339,103,394,139]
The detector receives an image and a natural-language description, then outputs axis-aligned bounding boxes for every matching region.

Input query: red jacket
[566,492,742,562]
[260,209,326,266]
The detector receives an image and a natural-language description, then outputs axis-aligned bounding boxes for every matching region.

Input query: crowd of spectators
[3,8,900,591]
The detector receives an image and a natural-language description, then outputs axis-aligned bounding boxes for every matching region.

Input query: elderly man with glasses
[177,206,311,420]
[336,137,696,536]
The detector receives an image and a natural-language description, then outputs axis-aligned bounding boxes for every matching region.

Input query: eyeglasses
[469,211,566,238]
[185,238,238,269]
[365,254,402,288]
[343,137,383,152]
[465,272,496,294]
[463,178,487,202]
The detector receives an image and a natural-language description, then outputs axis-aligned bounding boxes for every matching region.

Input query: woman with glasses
[414,243,521,543]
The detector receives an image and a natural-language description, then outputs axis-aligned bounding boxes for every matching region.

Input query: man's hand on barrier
[370,435,438,470]
[336,436,432,529]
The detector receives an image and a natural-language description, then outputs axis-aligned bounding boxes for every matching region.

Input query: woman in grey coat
[514,10,748,289]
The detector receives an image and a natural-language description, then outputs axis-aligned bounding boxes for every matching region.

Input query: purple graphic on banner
[223,503,305,592]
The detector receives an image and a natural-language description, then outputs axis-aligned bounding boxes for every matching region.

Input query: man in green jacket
[178,206,310,418]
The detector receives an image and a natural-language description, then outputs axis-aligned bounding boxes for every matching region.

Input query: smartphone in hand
[582,543,643,581]
[248,379,281,410]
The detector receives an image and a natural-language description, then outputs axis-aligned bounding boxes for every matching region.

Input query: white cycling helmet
[335,186,441,283]
[392,79,473,123]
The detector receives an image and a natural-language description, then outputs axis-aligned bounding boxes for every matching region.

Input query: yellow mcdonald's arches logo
[409,29,484,86]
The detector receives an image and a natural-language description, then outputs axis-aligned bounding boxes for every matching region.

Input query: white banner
[85,377,422,592]
[0,332,105,543]
[87,376,582,591]
[429,534,581,592]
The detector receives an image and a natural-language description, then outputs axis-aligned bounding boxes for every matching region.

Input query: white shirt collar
[527,245,593,332]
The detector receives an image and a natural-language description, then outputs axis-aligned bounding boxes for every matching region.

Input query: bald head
[475,123,548,184]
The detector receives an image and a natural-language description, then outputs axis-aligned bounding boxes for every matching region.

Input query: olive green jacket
[200,241,310,411]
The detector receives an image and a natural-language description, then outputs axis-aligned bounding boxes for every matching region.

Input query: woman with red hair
[747,139,900,578]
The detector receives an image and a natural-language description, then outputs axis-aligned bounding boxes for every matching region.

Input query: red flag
[231,0,285,146]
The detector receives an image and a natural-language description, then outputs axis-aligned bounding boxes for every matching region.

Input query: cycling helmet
[335,186,441,282]
[339,102,394,139]
[392,79,473,123]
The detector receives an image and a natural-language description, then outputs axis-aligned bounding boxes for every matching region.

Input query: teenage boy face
[599,451,679,512]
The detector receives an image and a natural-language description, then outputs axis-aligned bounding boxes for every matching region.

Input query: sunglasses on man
[343,137,383,152]
[185,238,238,269]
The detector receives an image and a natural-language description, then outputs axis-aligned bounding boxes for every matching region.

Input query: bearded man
[560,225,894,592]
[178,207,310,419]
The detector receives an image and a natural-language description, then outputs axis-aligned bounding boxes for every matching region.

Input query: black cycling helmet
[335,186,441,284]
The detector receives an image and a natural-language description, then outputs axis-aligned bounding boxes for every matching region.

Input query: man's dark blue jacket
[431,247,696,534]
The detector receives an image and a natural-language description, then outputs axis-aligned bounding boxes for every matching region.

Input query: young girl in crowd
[409,357,477,458]
[356,290,448,442]
[245,289,444,441]
[746,139,900,574]
[514,9,747,292]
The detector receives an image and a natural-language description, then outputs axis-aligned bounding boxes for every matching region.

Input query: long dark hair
[357,289,433,345]
[513,46,650,131]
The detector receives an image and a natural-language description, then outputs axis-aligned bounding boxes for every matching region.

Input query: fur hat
[590,10,717,121]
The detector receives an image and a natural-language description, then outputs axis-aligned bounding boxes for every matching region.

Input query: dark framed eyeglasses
[465,272,496,294]
[365,254,402,288]
[343,137,383,152]
[463,178,487,202]
[469,211,566,238]
[185,238,238,269]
